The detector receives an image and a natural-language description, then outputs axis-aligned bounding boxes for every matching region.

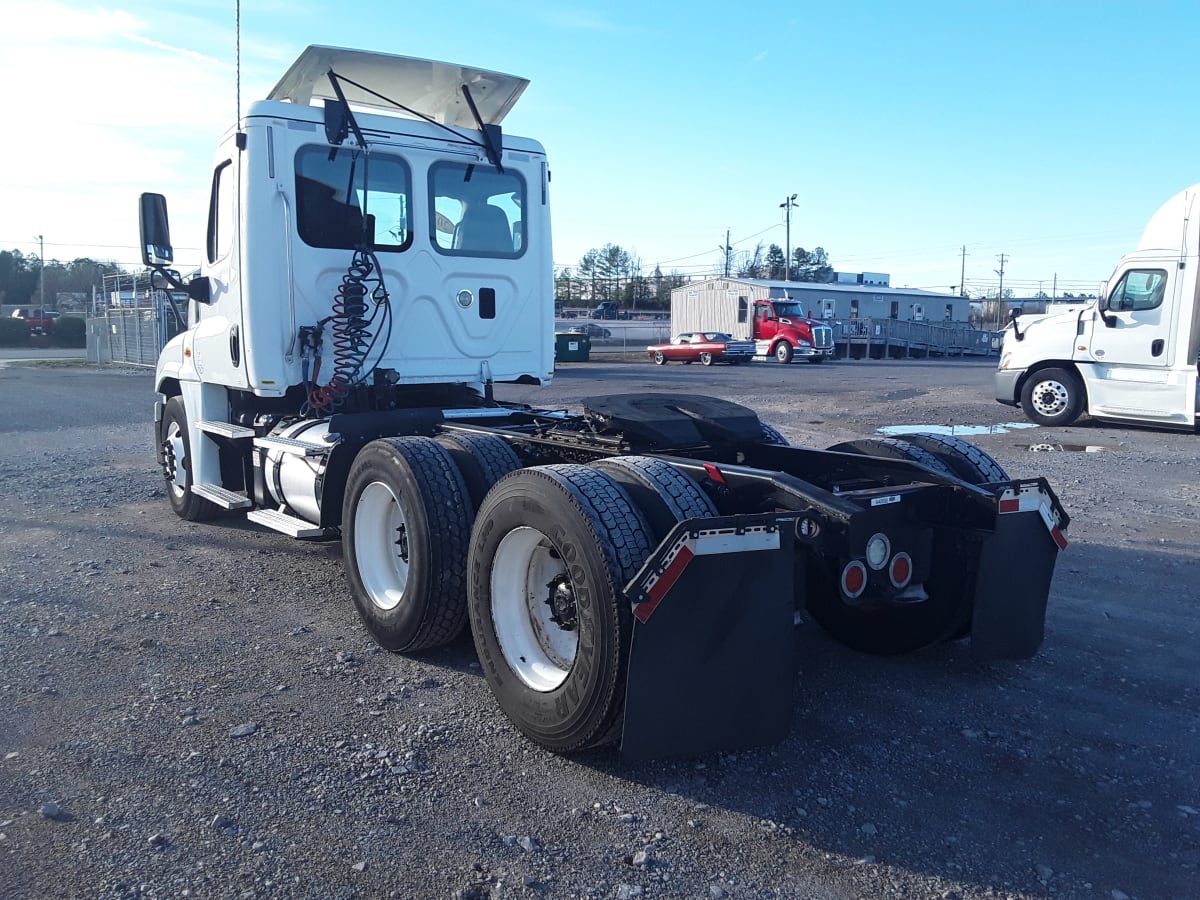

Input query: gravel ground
[0,357,1196,900]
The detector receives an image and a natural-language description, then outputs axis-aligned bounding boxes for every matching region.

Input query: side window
[206,161,235,264]
[430,162,525,258]
[1109,269,1167,312]
[737,296,748,323]
[295,146,412,252]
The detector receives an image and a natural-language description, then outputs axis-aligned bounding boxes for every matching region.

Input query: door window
[1108,269,1167,312]
[206,161,235,264]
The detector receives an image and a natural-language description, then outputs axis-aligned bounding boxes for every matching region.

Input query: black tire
[901,434,1009,485]
[467,465,653,752]
[825,437,955,478]
[653,350,666,365]
[435,432,522,511]
[758,422,790,446]
[774,342,793,364]
[1021,367,1084,426]
[699,351,714,366]
[342,437,472,652]
[592,455,717,543]
[159,396,219,522]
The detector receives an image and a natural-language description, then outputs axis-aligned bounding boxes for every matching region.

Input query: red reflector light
[840,560,867,599]
[889,552,913,589]
[702,463,727,485]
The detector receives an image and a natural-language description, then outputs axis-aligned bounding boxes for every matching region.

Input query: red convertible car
[646,332,756,366]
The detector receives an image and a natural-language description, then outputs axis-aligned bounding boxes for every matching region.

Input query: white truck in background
[996,185,1200,430]
[142,45,1068,760]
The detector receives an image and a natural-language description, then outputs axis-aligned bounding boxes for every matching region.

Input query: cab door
[1081,265,1191,421]
[191,147,249,388]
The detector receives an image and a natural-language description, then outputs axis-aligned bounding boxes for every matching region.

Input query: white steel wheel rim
[354,481,411,612]
[491,526,578,692]
[163,421,186,497]
[1032,380,1068,417]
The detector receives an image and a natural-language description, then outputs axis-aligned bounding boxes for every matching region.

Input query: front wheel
[468,465,653,752]
[1021,367,1084,426]
[774,342,793,364]
[653,350,666,365]
[159,396,218,522]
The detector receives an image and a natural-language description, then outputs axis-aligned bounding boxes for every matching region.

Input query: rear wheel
[901,433,1008,484]
[774,342,793,364]
[468,465,653,752]
[592,455,717,542]
[825,437,955,477]
[435,432,522,511]
[1021,367,1084,426]
[342,437,472,652]
[699,351,714,366]
[159,396,219,522]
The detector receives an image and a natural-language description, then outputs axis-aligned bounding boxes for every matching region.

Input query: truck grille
[813,326,833,349]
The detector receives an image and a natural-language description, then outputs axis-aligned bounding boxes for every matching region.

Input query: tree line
[0,250,123,308]
[556,242,836,310]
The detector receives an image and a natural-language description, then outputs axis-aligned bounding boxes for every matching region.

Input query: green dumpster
[554,331,591,362]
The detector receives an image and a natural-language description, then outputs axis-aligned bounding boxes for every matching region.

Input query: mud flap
[971,479,1069,661]
[620,515,795,759]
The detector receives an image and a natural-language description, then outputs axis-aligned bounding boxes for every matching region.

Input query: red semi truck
[671,294,835,363]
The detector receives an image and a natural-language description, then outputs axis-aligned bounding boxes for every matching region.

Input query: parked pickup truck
[10,308,58,335]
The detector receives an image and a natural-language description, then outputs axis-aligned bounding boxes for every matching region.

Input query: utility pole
[36,234,45,308]
[994,253,1008,329]
[780,194,798,282]
[1052,273,1057,300]
[719,229,732,277]
[959,244,967,297]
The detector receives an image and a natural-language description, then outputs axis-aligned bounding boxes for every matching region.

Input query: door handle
[1151,338,1164,357]
[229,325,241,367]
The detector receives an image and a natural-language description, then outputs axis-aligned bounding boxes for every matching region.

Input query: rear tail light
[840,560,867,599]
[889,552,913,589]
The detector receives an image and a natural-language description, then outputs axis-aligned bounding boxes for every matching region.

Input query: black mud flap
[970,479,1069,661]
[620,514,795,760]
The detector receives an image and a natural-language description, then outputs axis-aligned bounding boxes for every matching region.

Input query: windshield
[771,301,807,318]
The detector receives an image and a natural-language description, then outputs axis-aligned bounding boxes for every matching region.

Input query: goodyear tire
[342,437,472,652]
[592,455,717,543]
[1021,367,1084,426]
[159,396,219,522]
[468,465,653,752]
[901,433,1008,485]
[435,432,523,512]
[826,437,955,478]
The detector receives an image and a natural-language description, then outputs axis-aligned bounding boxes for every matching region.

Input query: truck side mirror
[1097,292,1117,328]
[139,193,174,266]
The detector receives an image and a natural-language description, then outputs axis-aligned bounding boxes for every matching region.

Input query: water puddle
[877,422,1038,437]
[1027,442,1109,453]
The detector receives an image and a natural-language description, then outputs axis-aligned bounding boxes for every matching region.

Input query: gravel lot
[0,356,1196,899]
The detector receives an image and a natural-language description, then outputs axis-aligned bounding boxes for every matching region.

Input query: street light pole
[780,194,797,281]
[36,234,45,308]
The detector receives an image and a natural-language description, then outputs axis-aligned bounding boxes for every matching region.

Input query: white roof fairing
[267,45,530,128]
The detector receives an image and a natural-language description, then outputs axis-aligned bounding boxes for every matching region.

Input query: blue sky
[3,0,1198,297]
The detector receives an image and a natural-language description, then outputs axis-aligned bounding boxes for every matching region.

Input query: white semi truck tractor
[145,46,1069,759]
[996,184,1200,430]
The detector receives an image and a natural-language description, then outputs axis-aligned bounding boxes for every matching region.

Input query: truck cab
[752,298,834,364]
[996,184,1200,430]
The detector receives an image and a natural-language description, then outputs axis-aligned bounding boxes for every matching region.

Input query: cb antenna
[235,0,246,149]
